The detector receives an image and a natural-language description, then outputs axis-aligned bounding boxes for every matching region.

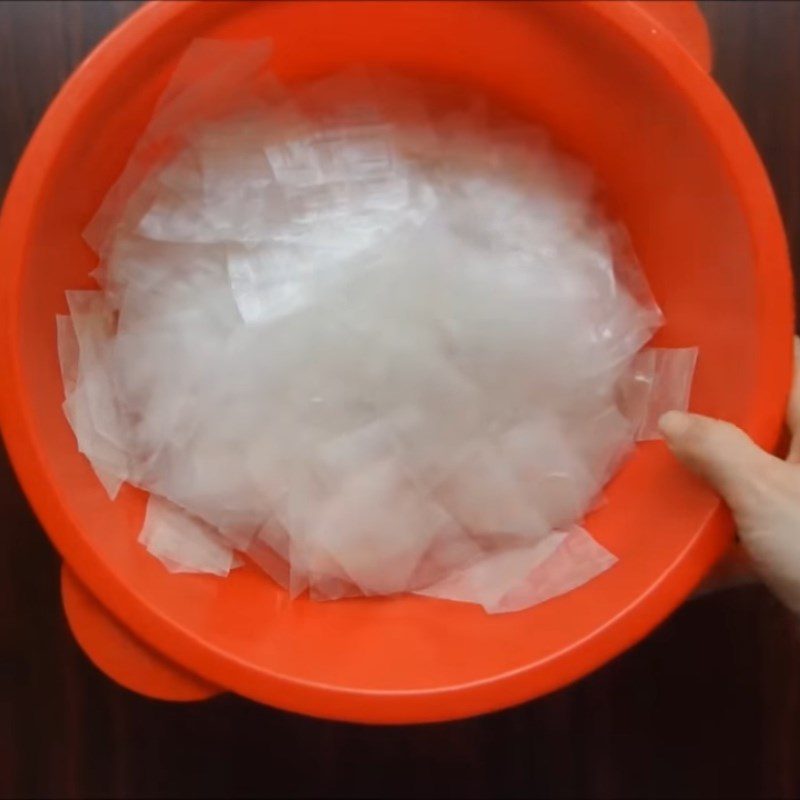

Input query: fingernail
[658,410,692,439]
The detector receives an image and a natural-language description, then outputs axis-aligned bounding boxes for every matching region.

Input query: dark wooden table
[2,2,800,798]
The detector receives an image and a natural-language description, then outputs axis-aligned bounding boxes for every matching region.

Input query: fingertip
[658,410,692,440]
[657,411,775,501]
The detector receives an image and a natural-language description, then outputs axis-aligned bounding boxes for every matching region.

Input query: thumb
[660,411,800,615]
[658,411,779,512]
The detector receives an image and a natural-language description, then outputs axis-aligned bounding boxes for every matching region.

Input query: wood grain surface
[1,2,799,798]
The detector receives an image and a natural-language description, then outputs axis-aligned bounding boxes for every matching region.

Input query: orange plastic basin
[0,1,792,723]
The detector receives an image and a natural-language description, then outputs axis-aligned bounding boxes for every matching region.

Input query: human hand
[659,338,800,613]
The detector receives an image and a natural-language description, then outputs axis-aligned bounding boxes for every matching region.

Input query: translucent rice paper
[58,40,698,613]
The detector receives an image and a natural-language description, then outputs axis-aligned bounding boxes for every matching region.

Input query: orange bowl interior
[0,0,792,722]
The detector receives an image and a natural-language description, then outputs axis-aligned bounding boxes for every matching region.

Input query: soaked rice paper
[57,40,697,613]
